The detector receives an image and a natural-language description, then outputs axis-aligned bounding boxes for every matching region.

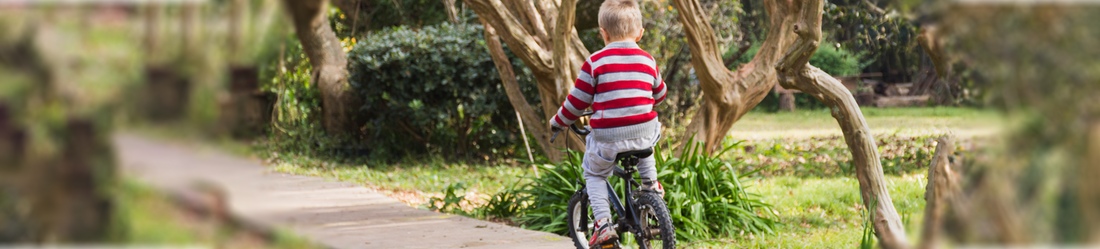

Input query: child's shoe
[640,179,665,198]
[588,218,619,247]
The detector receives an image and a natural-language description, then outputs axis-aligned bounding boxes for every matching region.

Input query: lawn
[686,174,928,248]
[731,107,1001,140]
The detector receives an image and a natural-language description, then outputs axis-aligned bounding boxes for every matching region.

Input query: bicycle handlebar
[549,111,594,143]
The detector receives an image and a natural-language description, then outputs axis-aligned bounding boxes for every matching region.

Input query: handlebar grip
[550,111,595,141]
[570,111,594,136]
[569,123,591,136]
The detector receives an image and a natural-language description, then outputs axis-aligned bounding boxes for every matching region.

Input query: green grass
[731,107,1001,139]
[717,107,994,177]
[266,156,532,207]
[684,174,927,248]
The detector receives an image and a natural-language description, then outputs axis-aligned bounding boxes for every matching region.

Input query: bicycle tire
[566,190,594,249]
[633,193,675,249]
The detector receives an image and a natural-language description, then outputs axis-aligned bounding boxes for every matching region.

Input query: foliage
[347,23,539,160]
[427,182,471,215]
[654,138,777,241]
[509,150,587,234]
[729,43,867,76]
[823,0,921,80]
[478,139,777,242]
[858,196,878,249]
[474,183,524,221]
[255,32,362,163]
[329,0,470,37]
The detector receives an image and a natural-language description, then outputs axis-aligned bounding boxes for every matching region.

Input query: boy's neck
[604,40,639,49]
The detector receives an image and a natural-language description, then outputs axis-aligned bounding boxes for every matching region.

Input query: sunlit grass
[684,174,926,248]
[732,107,1001,139]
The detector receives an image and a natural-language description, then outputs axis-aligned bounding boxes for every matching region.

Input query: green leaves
[347,23,539,160]
[656,137,778,241]
[488,141,777,243]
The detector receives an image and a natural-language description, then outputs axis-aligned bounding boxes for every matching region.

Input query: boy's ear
[600,28,609,42]
[634,28,645,42]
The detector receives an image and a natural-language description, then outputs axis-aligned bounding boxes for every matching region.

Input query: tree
[282,0,356,134]
[915,5,1100,246]
[466,0,592,162]
[670,0,909,247]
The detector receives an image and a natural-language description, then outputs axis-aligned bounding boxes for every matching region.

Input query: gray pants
[582,124,660,222]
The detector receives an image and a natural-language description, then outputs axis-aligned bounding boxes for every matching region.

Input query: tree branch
[920,135,960,249]
[466,0,554,78]
[779,65,910,249]
[479,16,555,158]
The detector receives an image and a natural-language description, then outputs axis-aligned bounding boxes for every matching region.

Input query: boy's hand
[549,121,565,133]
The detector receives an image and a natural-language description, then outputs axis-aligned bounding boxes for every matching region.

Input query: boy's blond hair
[599,0,643,40]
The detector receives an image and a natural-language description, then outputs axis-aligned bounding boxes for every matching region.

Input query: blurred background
[0,0,1097,247]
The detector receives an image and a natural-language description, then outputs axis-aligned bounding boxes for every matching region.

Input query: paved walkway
[114,133,573,249]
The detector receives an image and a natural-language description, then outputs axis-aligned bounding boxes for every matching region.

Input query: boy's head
[598,0,644,43]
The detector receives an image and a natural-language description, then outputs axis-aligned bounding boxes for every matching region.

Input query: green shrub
[654,138,777,241]
[347,23,539,160]
[489,140,777,242]
[508,151,587,234]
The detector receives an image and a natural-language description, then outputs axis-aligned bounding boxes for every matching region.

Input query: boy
[548,0,666,246]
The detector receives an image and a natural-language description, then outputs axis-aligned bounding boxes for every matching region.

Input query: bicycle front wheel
[566,190,594,249]
[633,193,675,249]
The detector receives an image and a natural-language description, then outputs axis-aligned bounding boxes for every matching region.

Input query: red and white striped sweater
[553,41,667,142]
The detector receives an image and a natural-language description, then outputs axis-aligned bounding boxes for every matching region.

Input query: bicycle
[550,111,676,249]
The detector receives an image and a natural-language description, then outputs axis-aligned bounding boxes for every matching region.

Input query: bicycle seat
[615,148,653,162]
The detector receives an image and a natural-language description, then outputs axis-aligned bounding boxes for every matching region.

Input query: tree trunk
[282,0,355,134]
[671,0,787,154]
[920,135,959,249]
[467,0,589,161]
[478,16,559,162]
[772,0,908,247]
[443,0,460,24]
[778,92,795,111]
[672,0,910,247]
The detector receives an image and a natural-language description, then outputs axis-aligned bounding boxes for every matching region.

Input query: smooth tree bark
[671,0,785,153]
[282,0,355,133]
[467,0,590,162]
[478,16,555,162]
[672,0,910,247]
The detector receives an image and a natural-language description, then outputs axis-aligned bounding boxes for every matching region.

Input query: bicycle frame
[574,163,647,237]
[553,111,650,238]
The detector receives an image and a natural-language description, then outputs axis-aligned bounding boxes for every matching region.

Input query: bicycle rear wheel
[633,193,675,249]
[567,190,594,249]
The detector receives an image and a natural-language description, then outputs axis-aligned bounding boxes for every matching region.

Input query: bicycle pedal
[598,242,624,247]
[596,241,621,249]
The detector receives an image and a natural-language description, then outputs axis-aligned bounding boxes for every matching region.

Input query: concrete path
[114,133,573,249]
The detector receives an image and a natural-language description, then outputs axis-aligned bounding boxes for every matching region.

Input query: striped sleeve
[553,60,596,127]
[653,65,667,105]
